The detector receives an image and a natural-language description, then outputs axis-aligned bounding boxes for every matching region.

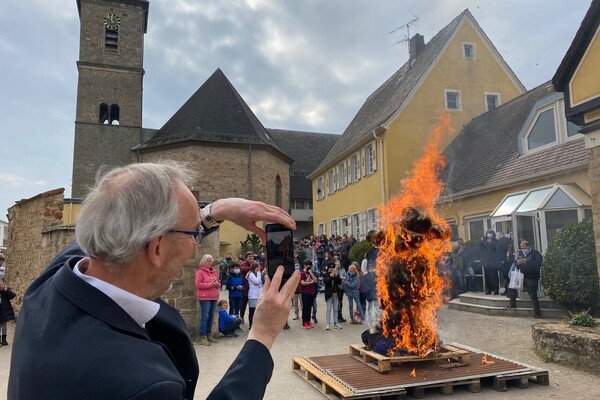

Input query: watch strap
[201,203,221,228]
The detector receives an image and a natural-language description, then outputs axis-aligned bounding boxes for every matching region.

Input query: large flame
[375,111,454,356]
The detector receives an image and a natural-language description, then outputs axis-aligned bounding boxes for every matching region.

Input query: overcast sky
[0,0,592,219]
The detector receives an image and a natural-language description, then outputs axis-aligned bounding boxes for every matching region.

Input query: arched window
[275,175,282,208]
[99,103,109,124]
[110,104,120,125]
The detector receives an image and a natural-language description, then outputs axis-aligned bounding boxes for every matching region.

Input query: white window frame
[352,213,361,239]
[317,223,325,236]
[330,219,339,237]
[365,141,377,175]
[484,92,501,111]
[367,208,378,232]
[351,152,360,183]
[444,89,462,111]
[327,168,336,195]
[316,176,325,200]
[462,42,476,59]
[465,215,492,241]
[340,216,350,236]
[338,161,347,189]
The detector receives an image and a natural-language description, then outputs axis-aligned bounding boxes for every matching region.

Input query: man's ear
[146,235,165,268]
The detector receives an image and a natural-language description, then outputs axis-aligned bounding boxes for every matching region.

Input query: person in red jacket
[196,254,220,346]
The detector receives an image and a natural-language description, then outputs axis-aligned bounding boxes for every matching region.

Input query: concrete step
[457,292,563,309]
[448,298,568,319]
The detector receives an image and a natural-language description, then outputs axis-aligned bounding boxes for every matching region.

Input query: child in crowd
[217,300,242,338]
[246,262,263,330]
[0,279,16,347]
[225,263,244,317]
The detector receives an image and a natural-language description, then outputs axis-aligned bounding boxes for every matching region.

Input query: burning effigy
[373,111,454,357]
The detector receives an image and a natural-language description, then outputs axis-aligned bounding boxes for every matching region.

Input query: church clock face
[103,14,121,30]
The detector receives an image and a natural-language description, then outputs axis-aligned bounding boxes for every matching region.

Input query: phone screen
[265,223,295,280]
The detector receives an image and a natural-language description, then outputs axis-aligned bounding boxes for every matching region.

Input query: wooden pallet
[292,356,407,399]
[349,344,471,373]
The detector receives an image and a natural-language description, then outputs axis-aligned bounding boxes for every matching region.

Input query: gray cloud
[0,0,590,218]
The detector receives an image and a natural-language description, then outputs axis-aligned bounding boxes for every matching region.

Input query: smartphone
[265,223,295,281]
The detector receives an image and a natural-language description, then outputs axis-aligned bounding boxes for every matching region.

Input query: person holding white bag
[506,240,521,308]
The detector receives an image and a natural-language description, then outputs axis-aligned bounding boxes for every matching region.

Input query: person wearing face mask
[480,229,501,295]
[226,263,244,317]
[516,240,543,318]
[496,231,512,295]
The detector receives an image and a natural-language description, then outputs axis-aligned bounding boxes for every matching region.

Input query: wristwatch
[201,203,221,228]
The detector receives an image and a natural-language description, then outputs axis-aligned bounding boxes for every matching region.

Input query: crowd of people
[210,232,382,336]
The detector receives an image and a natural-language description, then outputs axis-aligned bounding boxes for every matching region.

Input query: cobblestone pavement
[2,294,599,399]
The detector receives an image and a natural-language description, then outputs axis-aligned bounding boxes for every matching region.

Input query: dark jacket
[361,271,377,302]
[0,287,16,323]
[322,272,342,301]
[518,248,543,280]
[226,274,244,298]
[481,238,501,267]
[8,243,274,400]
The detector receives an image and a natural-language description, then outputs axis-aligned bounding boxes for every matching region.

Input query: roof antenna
[389,17,419,56]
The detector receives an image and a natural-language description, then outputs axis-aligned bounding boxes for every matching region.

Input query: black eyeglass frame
[167,225,205,245]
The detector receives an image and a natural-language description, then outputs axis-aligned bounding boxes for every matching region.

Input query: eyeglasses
[167,225,205,245]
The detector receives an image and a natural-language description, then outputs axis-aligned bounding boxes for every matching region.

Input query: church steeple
[71,0,149,197]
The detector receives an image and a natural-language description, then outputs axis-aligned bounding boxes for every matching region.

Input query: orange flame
[410,368,416,378]
[375,111,454,356]
[482,354,495,365]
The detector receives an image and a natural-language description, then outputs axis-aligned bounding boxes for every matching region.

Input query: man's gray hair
[76,161,196,266]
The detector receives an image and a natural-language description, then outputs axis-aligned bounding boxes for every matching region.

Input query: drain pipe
[247,144,253,200]
[373,128,386,203]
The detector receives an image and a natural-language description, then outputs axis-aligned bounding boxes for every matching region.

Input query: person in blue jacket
[218,300,242,337]
[226,263,244,317]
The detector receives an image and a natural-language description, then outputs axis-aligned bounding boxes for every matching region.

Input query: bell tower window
[105,28,119,52]
[99,103,120,125]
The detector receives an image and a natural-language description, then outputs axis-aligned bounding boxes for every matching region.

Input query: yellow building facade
[309,10,525,239]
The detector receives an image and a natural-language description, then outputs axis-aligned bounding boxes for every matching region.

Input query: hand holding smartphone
[265,223,295,281]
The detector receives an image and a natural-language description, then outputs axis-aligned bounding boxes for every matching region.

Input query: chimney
[409,34,425,64]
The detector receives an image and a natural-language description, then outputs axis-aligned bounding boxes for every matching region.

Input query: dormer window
[519,93,582,154]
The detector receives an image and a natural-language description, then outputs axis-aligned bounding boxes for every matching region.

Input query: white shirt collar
[74,259,160,328]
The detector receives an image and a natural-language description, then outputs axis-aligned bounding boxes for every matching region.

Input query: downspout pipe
[373,128,386,204]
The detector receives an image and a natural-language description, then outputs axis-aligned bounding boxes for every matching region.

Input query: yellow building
[308,10,525,239]
[552,0,600,274]
[439,84,591,253]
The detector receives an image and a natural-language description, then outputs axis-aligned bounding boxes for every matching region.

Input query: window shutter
[372,141,377,172]
[362,149,366,177]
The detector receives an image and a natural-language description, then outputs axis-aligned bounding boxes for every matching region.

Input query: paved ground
[1,293,599,399]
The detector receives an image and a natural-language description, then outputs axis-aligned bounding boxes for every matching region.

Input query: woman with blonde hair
[195,254,221,346]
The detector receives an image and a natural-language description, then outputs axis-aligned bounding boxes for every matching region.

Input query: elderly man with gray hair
[8,161,300,400]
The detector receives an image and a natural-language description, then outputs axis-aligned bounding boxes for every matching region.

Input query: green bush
[349,240,372,264]
[570,310,599,327]
[542,219,600,311]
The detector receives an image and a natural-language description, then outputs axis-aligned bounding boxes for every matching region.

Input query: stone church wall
[142,144,290,210]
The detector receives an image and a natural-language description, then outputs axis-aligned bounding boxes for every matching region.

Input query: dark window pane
[527,109,556,150]
[567,120,581,137]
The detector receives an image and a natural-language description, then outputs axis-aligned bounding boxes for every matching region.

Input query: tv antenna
[389,17,419,53]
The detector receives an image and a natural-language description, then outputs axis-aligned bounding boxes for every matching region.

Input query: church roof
[268,128,339,200]
[267,129,339,176]
[140,69,290,160]
[440,83,588,199]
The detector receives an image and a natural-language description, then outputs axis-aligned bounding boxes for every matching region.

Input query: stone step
[448,299,569,319]
[457,292,563,309]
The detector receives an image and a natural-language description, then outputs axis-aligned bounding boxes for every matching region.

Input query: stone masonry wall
[6,189,68,311]
[142,144,290,210]
[589,146,600,283]
[6,185,219,335]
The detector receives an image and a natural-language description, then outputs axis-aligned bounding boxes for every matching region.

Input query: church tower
[71,0,149,197]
